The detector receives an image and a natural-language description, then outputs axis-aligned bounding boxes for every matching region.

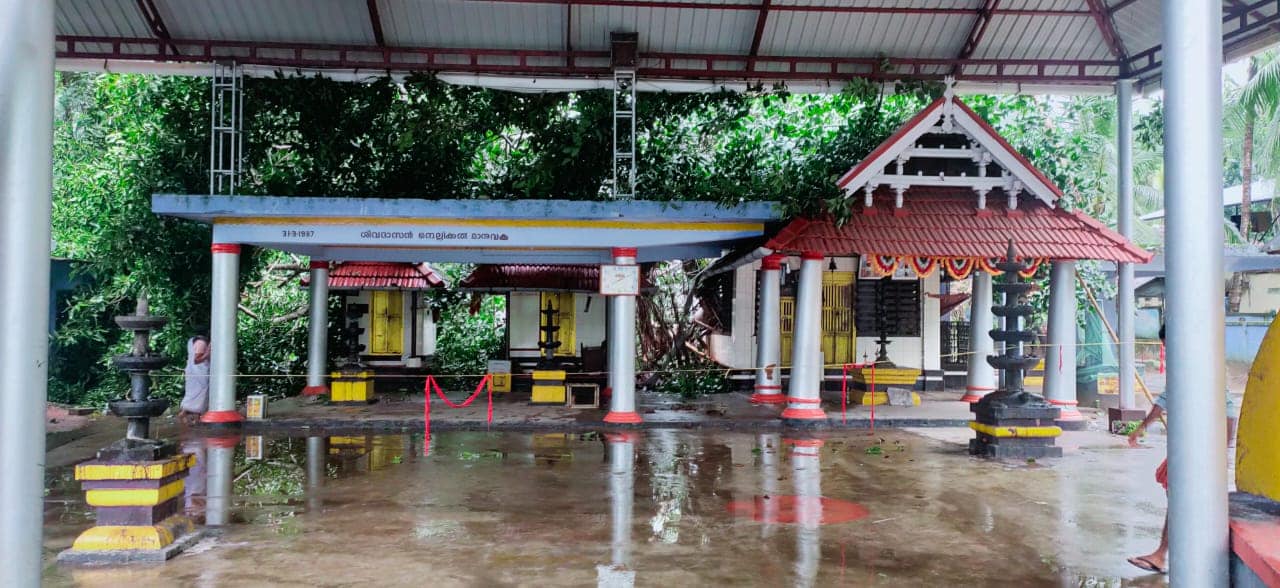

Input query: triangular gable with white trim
[835,85,1063,211]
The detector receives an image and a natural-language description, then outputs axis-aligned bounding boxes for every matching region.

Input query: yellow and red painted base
[58,451,203,564]
[603,410,643,424]
[749,384,786,404]
[960,386,994,403]
[301,384,329,397]
[781,396,827,423]
[1231,317,1280,585]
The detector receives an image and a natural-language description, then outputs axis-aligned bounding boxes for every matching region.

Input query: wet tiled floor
[44,428,1174,587]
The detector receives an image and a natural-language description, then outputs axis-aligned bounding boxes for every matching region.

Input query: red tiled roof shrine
[460,264,655,293]
[765,187,1152,264]
[460,264,602,293]
[303,262,445,291]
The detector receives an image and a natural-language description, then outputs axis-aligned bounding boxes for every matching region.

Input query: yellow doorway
[369,290,404,356]
[778,272,856,366]
[539,292,576,356]
[821,272,856,365]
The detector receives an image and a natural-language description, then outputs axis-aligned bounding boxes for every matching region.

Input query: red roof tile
[460,264,602,292]
[303,262,444,291]
[764,187,1152,263]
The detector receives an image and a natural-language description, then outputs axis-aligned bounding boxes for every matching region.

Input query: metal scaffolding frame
[612,69,637,199]
[209,61,243,195]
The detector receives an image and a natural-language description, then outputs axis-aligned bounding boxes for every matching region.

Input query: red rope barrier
[423,374,493,455]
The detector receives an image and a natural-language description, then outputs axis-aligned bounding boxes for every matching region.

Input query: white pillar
[205,441,236,526]
[962,272,996,402]
[782,252,827,423]
[758,433,781,539]
[605,247,641,424]
[598,432,637,587]
[203,243,244,424]
[303,260,330,396]
[1162,0,1229,583]
[1116,78,1137,411]
[751,254,785,404]
[306,436,326,512]
[0,0,54,581]
[1044,262,1083,425]
[789,438,823,586]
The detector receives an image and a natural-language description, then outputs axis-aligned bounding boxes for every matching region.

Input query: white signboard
[599,265,640,296]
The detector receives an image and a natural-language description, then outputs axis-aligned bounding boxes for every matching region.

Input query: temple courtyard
[40,421,1193,587]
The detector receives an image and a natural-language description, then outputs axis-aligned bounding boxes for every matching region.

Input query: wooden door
[370,290,404,355]
[821,272,856,365]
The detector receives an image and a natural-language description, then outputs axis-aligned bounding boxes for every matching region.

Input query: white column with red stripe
[781,252,827,422]
[302,259,330,396]
[963,272,996,402]
[604,247,641,424]
[1043,261,1083,424]
[203,243,243,424]
[751,254,785,404]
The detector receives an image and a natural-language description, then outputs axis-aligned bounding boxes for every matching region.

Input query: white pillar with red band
[302,259,330,396]
[751,253,785,404]
[781,252,827,423]
[203,243,243,424]
[1044,261,1083,424]
[963,272,997,402]
[604,247,642,424]
[789,438,823,585]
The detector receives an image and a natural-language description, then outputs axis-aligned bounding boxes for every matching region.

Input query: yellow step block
[531,384,567,404]
[71,516,194,552]
[969,422,1062,438]
[859,391,922,406]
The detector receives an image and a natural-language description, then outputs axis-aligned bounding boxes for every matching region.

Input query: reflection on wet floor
[43,429,1171,587]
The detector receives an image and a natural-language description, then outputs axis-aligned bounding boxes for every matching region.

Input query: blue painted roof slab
[153,195,782,264]
[152,195,780,223]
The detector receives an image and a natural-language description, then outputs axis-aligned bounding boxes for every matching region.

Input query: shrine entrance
[779,270,856,367]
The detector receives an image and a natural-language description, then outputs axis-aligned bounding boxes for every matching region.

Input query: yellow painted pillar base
[59,450,204,565]
[1238,316,1280,501]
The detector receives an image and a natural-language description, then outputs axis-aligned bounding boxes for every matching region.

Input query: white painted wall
[921,272,941,371]
[574,293,607,351]
[508,292,541,358]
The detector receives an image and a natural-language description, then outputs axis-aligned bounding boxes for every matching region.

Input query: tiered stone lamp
[59,295,202,564]
[531,299,567,405]
[851,277,922,406]
[969,243,1063,459]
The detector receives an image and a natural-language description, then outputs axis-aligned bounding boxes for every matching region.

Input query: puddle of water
[44,429,1170,587]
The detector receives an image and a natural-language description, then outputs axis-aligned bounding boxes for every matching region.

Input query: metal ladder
[209,61,243,195]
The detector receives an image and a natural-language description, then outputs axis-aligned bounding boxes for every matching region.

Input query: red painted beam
[957,0,1000,62]
[133,0,179,56]
[366,0,386,47]
[1084,0,1128,62]
[54,34,1120,86]
[747,0,771,59]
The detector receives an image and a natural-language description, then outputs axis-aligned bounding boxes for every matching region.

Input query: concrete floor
[43,426,1181,587]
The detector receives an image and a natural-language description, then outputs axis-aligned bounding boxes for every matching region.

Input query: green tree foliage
[52,71,1177,405]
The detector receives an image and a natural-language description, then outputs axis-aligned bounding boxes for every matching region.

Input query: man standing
[178,330,210,423]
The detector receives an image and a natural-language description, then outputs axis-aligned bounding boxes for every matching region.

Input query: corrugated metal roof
[51,0,1279,91]
[153,0,375,45]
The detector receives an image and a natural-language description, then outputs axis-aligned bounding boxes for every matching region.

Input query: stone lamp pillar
[59,295,201,564]
[968,243,1063,459]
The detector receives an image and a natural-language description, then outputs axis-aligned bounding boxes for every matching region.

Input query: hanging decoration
[977,257,1004,276]
[943,258,975,280]
[908,257,937,277]
[1018,258,1044,279]
[869,255,899,277]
